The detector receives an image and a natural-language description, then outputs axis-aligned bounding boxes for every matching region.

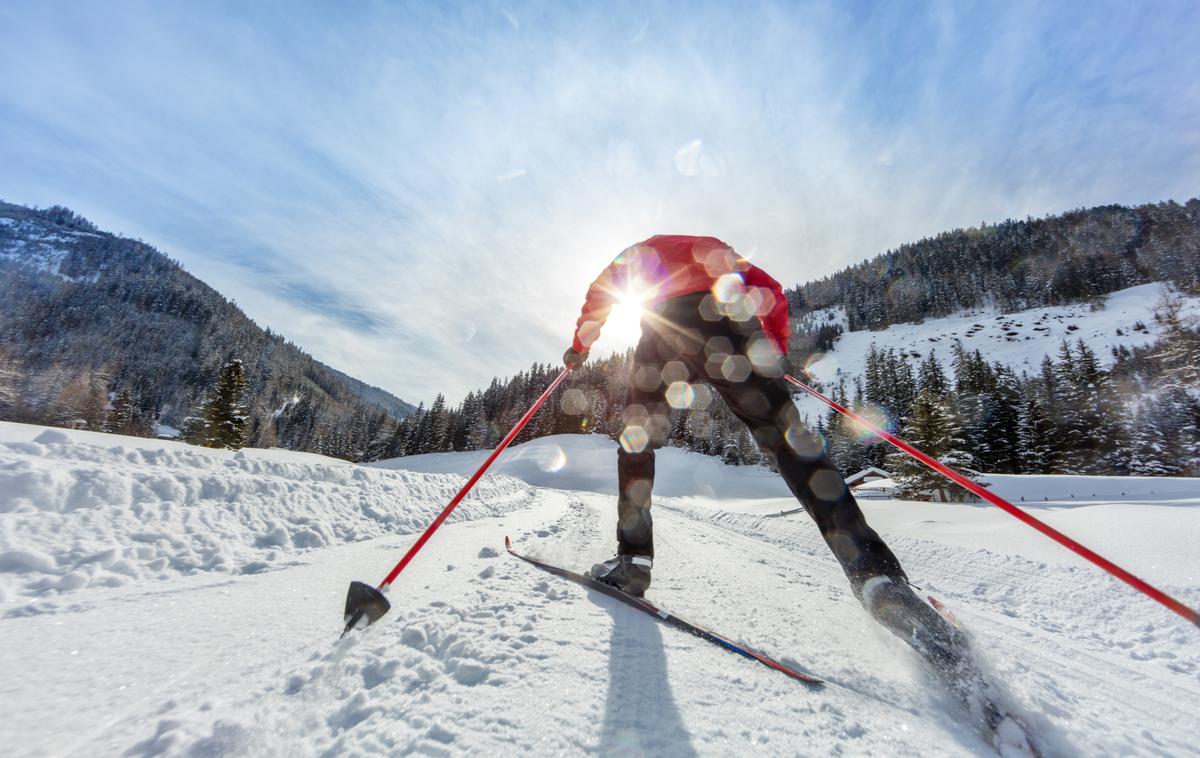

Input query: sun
[602,293,646,349]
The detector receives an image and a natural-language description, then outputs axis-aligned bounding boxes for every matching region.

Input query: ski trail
[654,496,1199,756]
[5,474,1196,756]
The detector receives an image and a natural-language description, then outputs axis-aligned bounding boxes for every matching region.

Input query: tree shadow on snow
[597,601,697,757]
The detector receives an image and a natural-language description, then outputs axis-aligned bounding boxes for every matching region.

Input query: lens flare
[849,402,895,441]
[665,381,695,408]
[540,444,568,473]
[560,388,588,415]
[620,425,649,453]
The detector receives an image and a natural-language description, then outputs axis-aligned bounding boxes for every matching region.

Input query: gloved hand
[563,348,588,370]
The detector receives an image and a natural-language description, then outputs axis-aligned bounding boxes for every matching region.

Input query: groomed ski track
[4,475,1199,757]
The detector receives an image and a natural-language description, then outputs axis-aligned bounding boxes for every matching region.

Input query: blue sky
[2,1,1198,405]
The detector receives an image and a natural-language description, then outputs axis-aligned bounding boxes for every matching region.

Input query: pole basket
[341,581,391,638]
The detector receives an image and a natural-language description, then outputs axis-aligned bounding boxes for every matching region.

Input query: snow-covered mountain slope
[0,213,106,282]
[797,282,1200,421]
[2,427,1198,756]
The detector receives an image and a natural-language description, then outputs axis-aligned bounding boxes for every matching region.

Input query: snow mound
[0,422,534,606]
[374,433,792,499]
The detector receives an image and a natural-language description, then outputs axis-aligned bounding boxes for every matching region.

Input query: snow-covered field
[796,282,1200,422]
[2,424,1198,756]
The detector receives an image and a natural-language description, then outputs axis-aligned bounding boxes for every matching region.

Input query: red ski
[505,536,823,686]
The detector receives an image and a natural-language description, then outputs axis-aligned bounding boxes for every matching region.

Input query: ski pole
[784,373,1200,629]
[342,368,572,637]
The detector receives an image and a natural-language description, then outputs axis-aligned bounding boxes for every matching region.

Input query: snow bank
[0,422,534,606]
[374,433,793,499]
[981,472,1199,503]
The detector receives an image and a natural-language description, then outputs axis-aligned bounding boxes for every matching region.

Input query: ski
[504,536,823,685]
[927,594,1045,757]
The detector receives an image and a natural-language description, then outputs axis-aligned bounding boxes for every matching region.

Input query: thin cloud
[1,1,1197,405]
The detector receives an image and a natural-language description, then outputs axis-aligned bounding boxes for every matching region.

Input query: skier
[565,234,972,686]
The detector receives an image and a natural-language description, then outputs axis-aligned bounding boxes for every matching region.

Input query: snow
[372,433,793,499]
[155,423,180,439]
[0,216,104,282]
[0,421,532,607]
[797,282,1200,422]
[2,424,1199,756]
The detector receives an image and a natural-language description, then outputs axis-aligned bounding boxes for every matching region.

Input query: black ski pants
[616,293,905,597]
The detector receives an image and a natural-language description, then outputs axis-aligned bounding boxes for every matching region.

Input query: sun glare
[604,294,646,348]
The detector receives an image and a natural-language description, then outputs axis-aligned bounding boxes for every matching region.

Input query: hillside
[0,201,414,459]
[786,198,1200,335]
[796,282,1200,419]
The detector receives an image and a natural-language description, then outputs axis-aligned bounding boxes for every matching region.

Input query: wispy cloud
[2,0,1197,404]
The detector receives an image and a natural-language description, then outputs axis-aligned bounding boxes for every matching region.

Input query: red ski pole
[784,373,1200,628]
[342,368,572,637]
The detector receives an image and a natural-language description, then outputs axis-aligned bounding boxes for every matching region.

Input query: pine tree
[0,347,19,412]
[203,359,249,449]
[1128,405,1176,477]
[984,365,1022,473]
[181,393,210,445]
[951,343,991,467]
[918,350,949,398]
[427,394,451,452]
[1127,407,1177,476]
[825,379,857,474]
[1053,341,1087,472]
[1017,397,1056,473]
[104,388,142,436]
[886,389,976,501]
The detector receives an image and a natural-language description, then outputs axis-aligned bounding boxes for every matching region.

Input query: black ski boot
[590,554,652,597]
[861,576,983,699]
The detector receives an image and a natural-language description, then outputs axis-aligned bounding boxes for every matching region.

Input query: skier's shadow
[598,600,697,757]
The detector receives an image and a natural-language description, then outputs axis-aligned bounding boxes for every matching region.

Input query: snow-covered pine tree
[365,418,397,461]
[1073,341,1124,474]
[918,350,949,398]
[824,379,854,473]
[951,343,990,468]
[104,388,138,436]
[985,364,1022,473]
[1053,341,1087,472]
[203,359,249,449]
[427,393,452,453]
[1127,407,1177,476]
[465,395,495,451]
[1017,396,1056,473]
[886,388,977,501]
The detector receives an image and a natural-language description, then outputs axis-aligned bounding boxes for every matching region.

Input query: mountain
[324,365,416,420]
[787,197,1200,338]
[785,198,1200,338]
[0,201,414,459]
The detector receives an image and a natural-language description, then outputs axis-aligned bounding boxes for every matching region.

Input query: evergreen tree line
[786,199,1200,333]
[818,329,1200,499]
[360,351,764,466]
[365,290,1200,477]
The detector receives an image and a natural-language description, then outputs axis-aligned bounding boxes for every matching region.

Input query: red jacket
[571,235,790,355]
